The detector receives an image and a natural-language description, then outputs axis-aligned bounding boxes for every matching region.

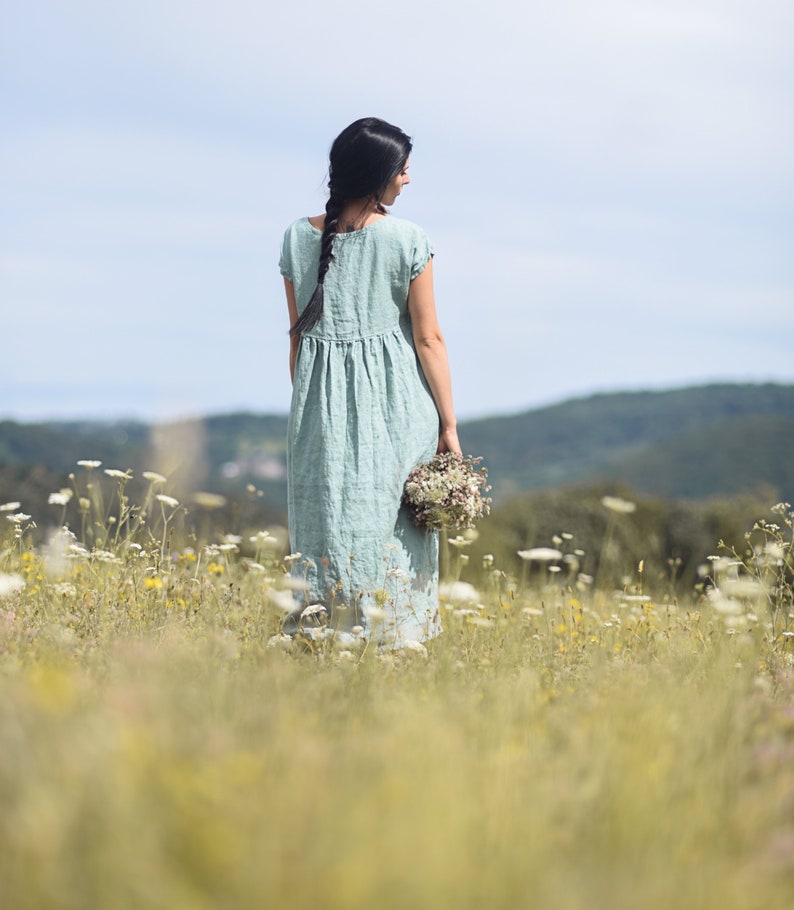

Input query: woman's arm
[408,260,462,455]
[284,278,300,383]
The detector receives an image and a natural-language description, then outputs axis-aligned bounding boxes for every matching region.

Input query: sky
[1,0,792,424]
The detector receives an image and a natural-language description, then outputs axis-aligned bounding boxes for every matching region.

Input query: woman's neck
[337,198,385,232]
[309,198,387,233]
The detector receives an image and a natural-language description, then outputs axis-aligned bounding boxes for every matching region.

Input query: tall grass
[1,473,793,909]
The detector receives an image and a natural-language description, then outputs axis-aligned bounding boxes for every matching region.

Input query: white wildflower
[709,590,744,616]
[155,494,179,508]
[143,471,167,484]
[722,577,763,600]
[764,542,786,561]
[193,492,227,509]
[724,615,748,631]
[517,547,563,562]
[77,460,102,469]
[43,526,76,577]
[92,549,121,564]
[52,582,77,597]
[0,574,25,598]
[48,490,73,506]
[0,502,21,512]
[269,589,297,613]
[104,469,131,479]
[365,605,388,623]
[300,603,327,620]
[439,580,480,603]
[601,495,636,514]
[280,576,310,592]
[400,640,428,657]
[6,512,32,523]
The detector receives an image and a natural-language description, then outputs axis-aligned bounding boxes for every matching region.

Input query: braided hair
[289,117,413,337]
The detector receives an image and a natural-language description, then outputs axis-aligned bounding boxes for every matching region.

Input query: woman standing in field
[279,117,460,645]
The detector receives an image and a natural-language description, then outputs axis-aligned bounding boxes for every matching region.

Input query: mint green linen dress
[279,215,440,644]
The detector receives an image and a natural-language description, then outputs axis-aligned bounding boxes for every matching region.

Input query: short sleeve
[279,227,294,282]
[410,228,434,280]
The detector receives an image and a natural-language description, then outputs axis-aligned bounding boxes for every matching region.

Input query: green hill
[460,383,794,499]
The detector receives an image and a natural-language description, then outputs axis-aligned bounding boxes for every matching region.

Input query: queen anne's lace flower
[0,574,25,597]
[403,453,491,531]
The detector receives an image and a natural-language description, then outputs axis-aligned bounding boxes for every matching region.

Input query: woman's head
[328,117,412,206]
[289,118,413,338]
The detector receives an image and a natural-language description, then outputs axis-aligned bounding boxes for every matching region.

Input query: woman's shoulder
[376,215,432,250]
[282,216,315,238]
[381,214,428,236]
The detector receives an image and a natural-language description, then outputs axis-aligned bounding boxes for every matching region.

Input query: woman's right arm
[408,260,462,455]
[284,278,300,384]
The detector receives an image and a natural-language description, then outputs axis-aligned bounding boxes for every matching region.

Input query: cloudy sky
[2,0,792,424]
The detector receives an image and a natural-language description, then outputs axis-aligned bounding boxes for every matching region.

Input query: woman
[279,117,460,645]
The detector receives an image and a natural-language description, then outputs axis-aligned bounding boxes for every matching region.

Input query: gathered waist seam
[302,325,407,343]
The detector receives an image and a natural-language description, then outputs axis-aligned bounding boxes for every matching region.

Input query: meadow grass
[1,476,793,909]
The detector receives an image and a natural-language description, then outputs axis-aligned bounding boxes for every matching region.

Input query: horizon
[3,378,791,428]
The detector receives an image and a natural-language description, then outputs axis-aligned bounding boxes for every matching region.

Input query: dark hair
[289,117,413,337]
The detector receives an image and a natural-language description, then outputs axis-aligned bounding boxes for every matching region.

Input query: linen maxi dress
[279,215,441,644]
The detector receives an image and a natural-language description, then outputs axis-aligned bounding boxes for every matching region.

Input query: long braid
[289,195,343,337]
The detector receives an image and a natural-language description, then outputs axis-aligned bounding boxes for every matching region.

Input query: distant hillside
[1,384,792,525]
[460,383,794,500]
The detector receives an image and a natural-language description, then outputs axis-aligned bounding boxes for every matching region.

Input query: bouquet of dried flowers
[403,453,491,531]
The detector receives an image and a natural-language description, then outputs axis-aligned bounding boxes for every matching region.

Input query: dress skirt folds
[279,216,440,644]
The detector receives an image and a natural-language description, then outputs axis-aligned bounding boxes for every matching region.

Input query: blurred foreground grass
[1,476,793,909]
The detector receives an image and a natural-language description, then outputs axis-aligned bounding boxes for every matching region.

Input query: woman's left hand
[436,426,462,455]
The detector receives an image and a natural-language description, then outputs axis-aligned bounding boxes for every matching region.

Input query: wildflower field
[1,467,794,909]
